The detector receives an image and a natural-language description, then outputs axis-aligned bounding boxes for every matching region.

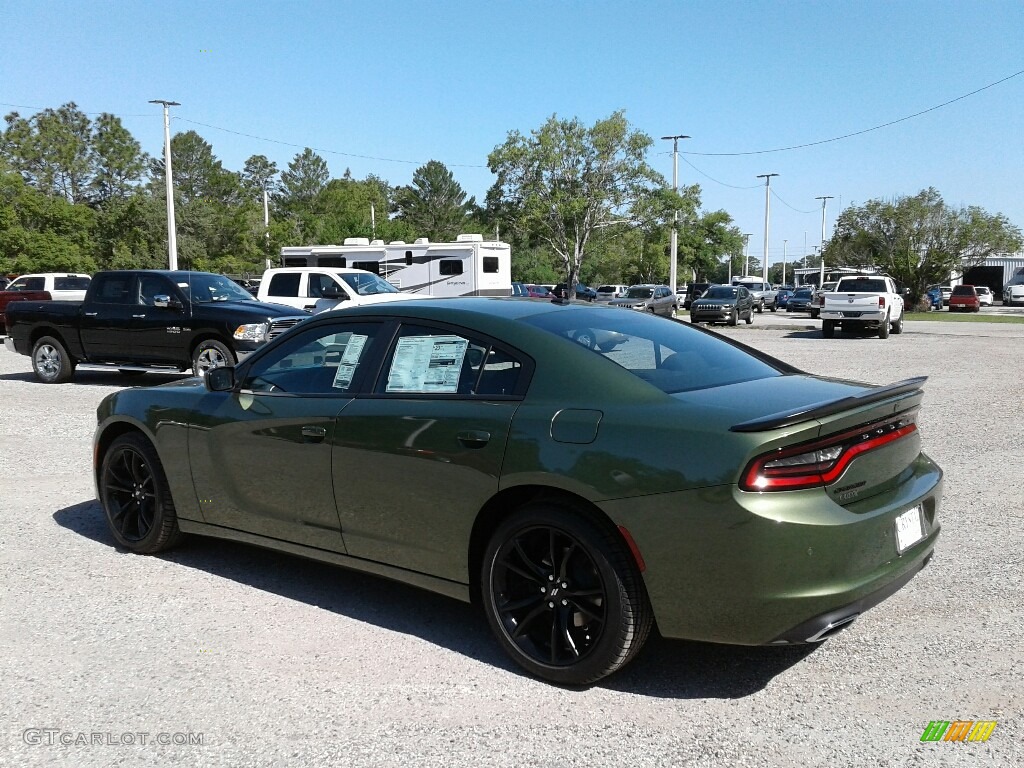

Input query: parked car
[975,286,993,307]
[948,284,980,312]
[689,284,755,326]
[1004,283,1024,306]
[810,281,837,319]
[553,283,598,302]
[258,267,420,313]
[775,288,794,309]
[511,282,530,297]
[1,288,51,334]
[732,277,778,313]
[786,287,815,313]
[3,273,91,301]
[821,275,906,338]
[925,286,944,311]
[3,270,307,382]
[939,286,953,306]
[92,297,941,685]
[525,284,553,298]
[609,284,677,316]
[595,285,629,303]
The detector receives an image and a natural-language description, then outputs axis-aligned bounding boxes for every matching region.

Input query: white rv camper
[279,234,512,298]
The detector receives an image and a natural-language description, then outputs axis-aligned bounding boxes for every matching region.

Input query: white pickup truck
[820,275,905,339]
[257,267,421,313]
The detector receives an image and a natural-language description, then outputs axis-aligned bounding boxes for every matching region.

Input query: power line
[682,68,1024,156]
[770,189,817,214]
[679,156,762,189]
[0,101,155,117]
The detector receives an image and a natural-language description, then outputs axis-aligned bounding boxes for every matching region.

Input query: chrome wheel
[192,340,234,375]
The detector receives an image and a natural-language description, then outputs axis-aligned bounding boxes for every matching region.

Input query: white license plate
[895,506,925,552]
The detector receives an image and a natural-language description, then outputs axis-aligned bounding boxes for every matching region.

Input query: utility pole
[661,135,690,298]
[782,239,788,287]
[743,233,753,277]
[263,186,271,269]
[757,174,779,289]
[149,100,180,270]
[815,195,833,286]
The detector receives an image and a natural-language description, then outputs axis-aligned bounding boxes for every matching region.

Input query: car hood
[204,299,306,317]
[691,298,737,307]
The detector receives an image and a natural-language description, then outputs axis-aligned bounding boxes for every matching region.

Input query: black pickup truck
[3,270,307,383]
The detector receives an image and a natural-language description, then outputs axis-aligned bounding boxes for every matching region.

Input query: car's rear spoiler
[729,376,927,433]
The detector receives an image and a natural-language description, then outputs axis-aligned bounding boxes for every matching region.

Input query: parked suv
[595,285,629,303]
[1003,284,1024,306]
[609,284,677,316]
[690,284,754,326]
[949,284,980,312]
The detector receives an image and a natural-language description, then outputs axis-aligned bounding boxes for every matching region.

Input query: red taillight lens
[878,296,886,308]
[740,413,918,492]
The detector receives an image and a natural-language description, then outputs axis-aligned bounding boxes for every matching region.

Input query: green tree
[394,160,476,241]
[279,148,329,205]
[241,154,279,200]
[2,103,93,203]
[90,113,148,204]
[824,188,1022,299]
[487,111,665,296]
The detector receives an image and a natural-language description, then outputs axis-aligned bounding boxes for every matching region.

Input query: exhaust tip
[805,614,859,643]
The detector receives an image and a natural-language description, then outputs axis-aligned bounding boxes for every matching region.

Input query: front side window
[242,322,380,395]
[179,273,255,303]
[138,275,174,305]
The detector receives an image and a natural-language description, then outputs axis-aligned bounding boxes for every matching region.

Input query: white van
[257,267,421,313]
[4,273,91,301]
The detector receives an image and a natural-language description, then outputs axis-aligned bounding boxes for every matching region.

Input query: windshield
[341,273,400,296]
[624,287,654,299]
[794,288,813,297]
[523,307,783,394]
[705,287,738,299]
[178,273,256,303]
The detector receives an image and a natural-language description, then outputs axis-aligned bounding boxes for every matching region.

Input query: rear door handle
[85,312,98,317]
[132,314,146,318]
[301,426,327,443]
[457,430,491,449]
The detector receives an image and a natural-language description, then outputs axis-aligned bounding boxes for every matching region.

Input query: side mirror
[321,286,347,301]
[153,295,182,310]
[205,366,236,392]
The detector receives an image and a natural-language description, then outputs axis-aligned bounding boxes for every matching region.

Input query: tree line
[2,103,1019,296]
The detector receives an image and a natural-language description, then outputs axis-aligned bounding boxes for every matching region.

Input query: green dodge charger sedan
[94,298,942,685]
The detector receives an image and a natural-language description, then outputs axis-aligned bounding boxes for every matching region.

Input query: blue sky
[2,0,1022,266]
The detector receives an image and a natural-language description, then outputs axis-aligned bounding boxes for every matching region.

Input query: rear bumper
[821,310,886,322]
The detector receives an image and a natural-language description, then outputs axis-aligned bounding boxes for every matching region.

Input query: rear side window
[54,276,91,290]
[267,273,301,297]
[91,274,133,304]
[523,307,783,394]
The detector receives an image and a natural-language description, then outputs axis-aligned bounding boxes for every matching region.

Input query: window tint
[340,273,400,295]
[242,322,380,395]
[706,287,738,299]
[483,256,499,273]
[268,273,301,298]
[523,308,782,394]
[838,278,887,293]
[92,274,133,304]
[138,275,172,305]
[439,260,464,276]
[352,261,380,275]
[951,285,976,296]
[379,324,523,397]
[307,273,339,298]
[54,276,91,291]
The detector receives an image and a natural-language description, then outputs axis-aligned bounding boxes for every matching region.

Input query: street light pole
[263,186,271,270]
[743,233,752,277]
[757,173,779,288]
[150,99,180,271]
[661,135,690,299]
[782,239,788,287]
[815,195,833,286]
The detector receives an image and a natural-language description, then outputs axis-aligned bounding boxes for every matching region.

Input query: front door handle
[84,312,98,317]
[132,313,146,318]
[301,426,327,443]
[457,430,491,449]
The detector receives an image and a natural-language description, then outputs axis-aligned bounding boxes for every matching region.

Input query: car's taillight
[740,412,918,492]
[878,296,886,308]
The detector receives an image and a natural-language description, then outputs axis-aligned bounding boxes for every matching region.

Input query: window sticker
[386,335,468,393]
[332,334,368,389]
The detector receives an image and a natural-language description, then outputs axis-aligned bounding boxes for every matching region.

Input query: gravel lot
[1,323,1022,767]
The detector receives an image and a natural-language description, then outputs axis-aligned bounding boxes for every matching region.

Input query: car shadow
[0,370,189,387]
[54,500,817,698]
[782,329,824,339]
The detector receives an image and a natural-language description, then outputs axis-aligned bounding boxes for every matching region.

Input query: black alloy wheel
[482,505,653,685]
[100,433,184,553]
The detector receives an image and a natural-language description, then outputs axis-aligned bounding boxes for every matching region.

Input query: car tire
[891,314,904,334]
[31,335,76,384]
[756,299,764,314]
[810,309,819,319]
[822,320,835,338]
[481,504,653,686]
[745,309,753,325]
[572,329,598,350]
[192,339,235,376]
[879,314,890,339]
[99,432,184,554]
[769,302,777,312]
[728,310,738,327]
